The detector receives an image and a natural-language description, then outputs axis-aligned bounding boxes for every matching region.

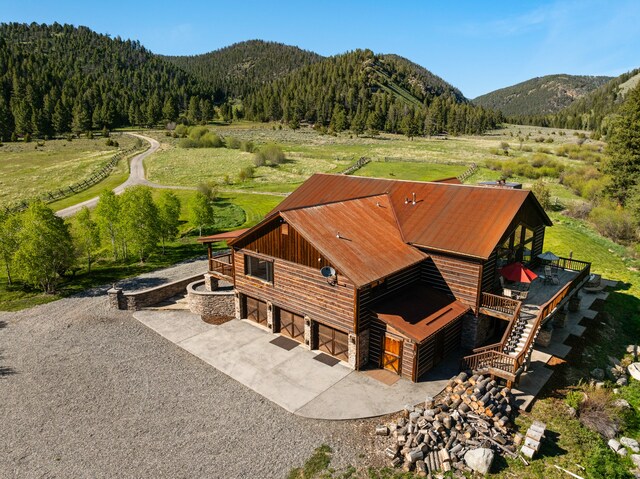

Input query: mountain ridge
[473,74,612,116]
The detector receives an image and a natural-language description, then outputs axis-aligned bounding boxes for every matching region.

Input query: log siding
[234,249,355,334]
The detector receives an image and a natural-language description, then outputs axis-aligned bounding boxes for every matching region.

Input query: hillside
[551,69,640,131]
[473,74,612,116]
[0,22,209,140]
[163,40,323,100]
[243,49,501,135]
[508,69,640,131]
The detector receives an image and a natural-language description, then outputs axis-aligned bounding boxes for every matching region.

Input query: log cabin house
[199,174,591,385]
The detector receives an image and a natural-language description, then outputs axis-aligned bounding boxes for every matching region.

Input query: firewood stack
[376,372,523,476]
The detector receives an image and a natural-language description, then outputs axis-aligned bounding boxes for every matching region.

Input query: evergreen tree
[146,93,162,127]
[0,96,13,141]
[52,99,71,134]
[162,97,178,122]
[71,100,91,135]
[187,96,200,124]
[605,83,640,205]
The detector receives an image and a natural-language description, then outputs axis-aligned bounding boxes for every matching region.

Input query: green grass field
[355,160,467,181]
[0,135,137,207]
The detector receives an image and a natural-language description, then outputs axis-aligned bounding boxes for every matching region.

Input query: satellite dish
[320,266,336,279]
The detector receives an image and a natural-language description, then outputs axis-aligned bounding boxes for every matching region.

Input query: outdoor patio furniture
[544,265,559,285]
[503,288,513,298]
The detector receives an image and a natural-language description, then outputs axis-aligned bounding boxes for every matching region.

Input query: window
[245,254,273,282]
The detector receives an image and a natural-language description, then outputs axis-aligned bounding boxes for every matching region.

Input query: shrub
[197,181,218,201]
[240,140,255,153]
[178,138,199,148]
[565,201,593,220]
[199,132,223,148]
[532,180,552,210]
[188,126,209,141]
[226,136,241,149]
[238,166,255,182]
[175,124,188,137]
[545,137,554,143]
[255,143,285,166]
[589,205,636,243]
[565,390,585,410]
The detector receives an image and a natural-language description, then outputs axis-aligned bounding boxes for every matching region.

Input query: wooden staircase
[462,258,592,387]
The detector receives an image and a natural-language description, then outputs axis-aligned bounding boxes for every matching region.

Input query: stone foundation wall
[109,273,204,311]
[460,313,491,350]
[186,280,234,320]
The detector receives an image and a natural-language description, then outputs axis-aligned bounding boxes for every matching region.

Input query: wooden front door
[245,296,268,326]
[279,309,305,342]
[316,323,348,361]
[382,335,403,375]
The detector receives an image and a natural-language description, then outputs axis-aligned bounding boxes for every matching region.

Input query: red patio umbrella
[500,262,538,283]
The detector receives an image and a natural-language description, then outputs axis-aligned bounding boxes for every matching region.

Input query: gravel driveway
[0,262,383,478]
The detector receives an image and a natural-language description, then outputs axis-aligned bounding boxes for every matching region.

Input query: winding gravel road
[56,133,161,218]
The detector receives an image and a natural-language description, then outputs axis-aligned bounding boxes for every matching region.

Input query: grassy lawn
[355,160,467,181]
[0,135,137,207]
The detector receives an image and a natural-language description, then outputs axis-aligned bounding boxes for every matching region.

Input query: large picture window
[497,224,535,267]
[245,254,273,282]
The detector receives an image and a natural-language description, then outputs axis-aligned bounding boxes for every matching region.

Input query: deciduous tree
[119,186,159,262]
[95,190,121,261]
[0,212,21,285]
[157,191,181,254]
[14,202,74,293]
[74,207,100,272]
[190,192,213,236]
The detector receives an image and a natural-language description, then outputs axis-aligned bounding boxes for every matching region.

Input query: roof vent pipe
[412,192,416,205]
[404,197,409,204]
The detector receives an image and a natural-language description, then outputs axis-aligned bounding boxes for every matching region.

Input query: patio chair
[517,290,529,300]
[503,288,512,298]
[544,265,559,285]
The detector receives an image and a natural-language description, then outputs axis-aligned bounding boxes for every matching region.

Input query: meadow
[0,134,138,207]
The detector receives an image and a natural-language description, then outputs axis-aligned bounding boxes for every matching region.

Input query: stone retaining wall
[108,273,204,311]
[187,280,234,320]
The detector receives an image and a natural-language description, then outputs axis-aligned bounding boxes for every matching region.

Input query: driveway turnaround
[133,310,459,419]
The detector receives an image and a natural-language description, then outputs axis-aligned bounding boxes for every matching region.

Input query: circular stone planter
[187,280,234,323]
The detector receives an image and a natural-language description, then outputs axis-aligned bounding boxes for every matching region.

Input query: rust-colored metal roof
[371,282,470,343]
[268,174,551,259]
[197,228,250,243]
[281,195,427,288]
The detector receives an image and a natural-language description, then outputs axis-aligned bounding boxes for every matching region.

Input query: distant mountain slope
[0,22,208,139]
[509,69,640,131]
[243,49,501,135]
[474,74,612,116]
[163,40,323,100]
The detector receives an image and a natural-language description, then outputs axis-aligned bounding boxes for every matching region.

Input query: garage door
[279,309,305,343]
[316,323,348,361]
[245,296,268,326]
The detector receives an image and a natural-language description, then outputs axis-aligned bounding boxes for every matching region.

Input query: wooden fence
[457,163,478,182]
[340,156,371,175]
[2,146,137,215]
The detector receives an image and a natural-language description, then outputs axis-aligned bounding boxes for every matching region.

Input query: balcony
[208,252,233,281]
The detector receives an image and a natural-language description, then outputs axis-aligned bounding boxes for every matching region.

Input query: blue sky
[2,0,639,98]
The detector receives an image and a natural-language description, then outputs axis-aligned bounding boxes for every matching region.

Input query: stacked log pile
[377,372,528,476]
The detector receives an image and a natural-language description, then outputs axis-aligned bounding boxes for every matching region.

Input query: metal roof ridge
[276,192,392,213]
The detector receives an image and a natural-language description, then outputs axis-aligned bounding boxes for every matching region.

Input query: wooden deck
[463,257,591,386]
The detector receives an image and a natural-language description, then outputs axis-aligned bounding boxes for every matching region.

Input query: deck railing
[209,252,233,278]
[480,292,520,317]
[462,258,591,385]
